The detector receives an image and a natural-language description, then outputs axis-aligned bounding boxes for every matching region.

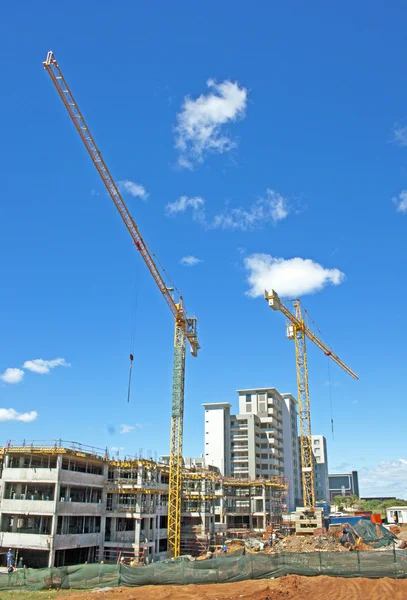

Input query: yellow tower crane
[44,51,199,557]
[264,289,358,508]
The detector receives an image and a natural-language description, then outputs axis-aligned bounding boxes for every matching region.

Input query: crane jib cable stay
[264,289,358,509]
[44,51,200,558]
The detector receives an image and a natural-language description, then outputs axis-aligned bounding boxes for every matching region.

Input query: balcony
[60,471,105,487]
[54,532,102,549]
[1,499,54,514]
[0,532,51,550]
[58,501,104,515]
[2,467,57,483]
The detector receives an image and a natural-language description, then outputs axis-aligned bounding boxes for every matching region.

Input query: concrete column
[134,518,141,561]
[262,484,267,530]
[48,454,62,567]
[100,465,107,562]
[111,517,116,542]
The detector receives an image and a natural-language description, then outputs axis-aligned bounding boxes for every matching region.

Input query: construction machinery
[264,289,358,515]
[44,51,199,557]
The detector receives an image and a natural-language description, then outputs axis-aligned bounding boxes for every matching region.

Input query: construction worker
[129,557,136,567]
[6,549,13,568]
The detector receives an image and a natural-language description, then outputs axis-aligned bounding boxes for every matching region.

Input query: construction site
[1,41,407,597]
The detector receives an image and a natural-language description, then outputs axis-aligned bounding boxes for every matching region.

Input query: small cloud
[180,256,202,267]
[90,189,100,197]
[0,368,24,385]
[211,189,290,231]
[244,254,345,298]
[392,190,407,213]
[119,424,142,434]
[165,196,205,219]
[0,408,38,422]
[23,358,70,375]
[118,180,149,201]
[175,79,248,168]
[165,189,291,231]
[392,123,407,147]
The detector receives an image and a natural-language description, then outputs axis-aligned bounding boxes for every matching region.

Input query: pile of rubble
[272,533,348,553]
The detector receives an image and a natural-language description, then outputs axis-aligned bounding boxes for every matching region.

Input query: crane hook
[127,354,134,403]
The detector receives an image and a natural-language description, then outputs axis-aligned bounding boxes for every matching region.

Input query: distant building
[329,471,359,501]
[203,388,302,511]
[361,496,396,502]
[311,435,330,506]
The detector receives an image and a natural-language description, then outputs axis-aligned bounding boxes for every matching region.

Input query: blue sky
[1,1,407,498]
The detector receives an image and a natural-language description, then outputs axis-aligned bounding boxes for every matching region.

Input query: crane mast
[44,51,199,557]
[265,289,357,508]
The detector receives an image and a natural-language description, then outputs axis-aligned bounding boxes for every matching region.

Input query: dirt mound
[272,533,346,553]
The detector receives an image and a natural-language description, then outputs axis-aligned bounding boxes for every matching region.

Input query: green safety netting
[1,550,406,591]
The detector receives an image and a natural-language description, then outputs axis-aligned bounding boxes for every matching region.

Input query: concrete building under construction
[0,441,286,568]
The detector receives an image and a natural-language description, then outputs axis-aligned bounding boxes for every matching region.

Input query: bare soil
[4,576,407,600]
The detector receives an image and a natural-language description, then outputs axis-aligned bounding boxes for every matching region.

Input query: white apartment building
[203,388,302,511]
[311,435,330,506]
[0,445,107,568]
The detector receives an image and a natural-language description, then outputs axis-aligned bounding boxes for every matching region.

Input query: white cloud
[175,79,247,167]
[244,254,345,298]
[165,196,205,220]
[118,180,149,201]
[180,256,202,267]
[23,358,70,375]
[0,408,38,422]
[166,190,290,231]
[120,424,134,434]
[359,459,407,498]
[0,368,24,384]
[392,123,407,147]
[392,190,407,213]
[212,189,290,231]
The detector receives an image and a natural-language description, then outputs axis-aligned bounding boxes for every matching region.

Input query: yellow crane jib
[264,289,357,509]
[44,50,199,557]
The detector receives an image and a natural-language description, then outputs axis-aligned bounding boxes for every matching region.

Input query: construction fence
[1,550,407,591]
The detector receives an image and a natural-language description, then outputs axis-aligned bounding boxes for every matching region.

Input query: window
[246,394,251,403]
[314,439,320,445]
[246,404,252,413]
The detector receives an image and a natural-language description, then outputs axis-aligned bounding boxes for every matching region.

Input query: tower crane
[264,289,358,508]
[44,51,199,557]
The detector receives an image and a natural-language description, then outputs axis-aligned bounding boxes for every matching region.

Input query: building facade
[311,435,330,507]
[203,388,301,511]
[0,442,287,568]
[328,471,359,502]
[0,444,107,568]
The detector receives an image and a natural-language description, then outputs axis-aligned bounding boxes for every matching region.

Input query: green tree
[332,494,361,510]
[379,499,407,509]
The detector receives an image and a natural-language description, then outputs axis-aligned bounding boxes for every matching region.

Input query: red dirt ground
[25,575,407,600]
